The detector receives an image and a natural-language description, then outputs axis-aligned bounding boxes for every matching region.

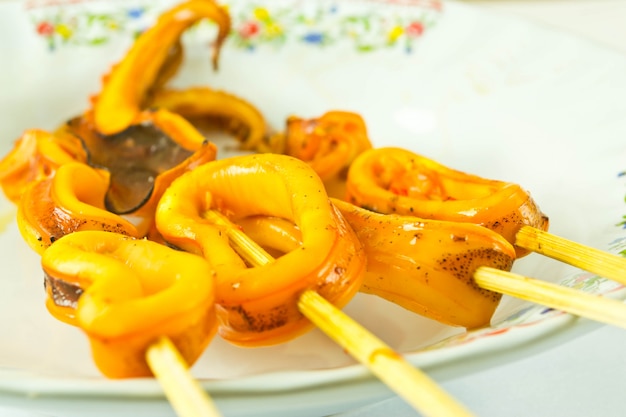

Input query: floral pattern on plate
[27,2,157,50]
[26,0,443,53]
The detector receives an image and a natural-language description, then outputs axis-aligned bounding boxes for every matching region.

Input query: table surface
[335,1,626,417]
[2,1,626,417]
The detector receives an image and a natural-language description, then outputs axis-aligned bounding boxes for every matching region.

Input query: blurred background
[464,0,626,53]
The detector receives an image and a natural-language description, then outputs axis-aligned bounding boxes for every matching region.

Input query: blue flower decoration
[302,32,324,44]
[127,8,145,19]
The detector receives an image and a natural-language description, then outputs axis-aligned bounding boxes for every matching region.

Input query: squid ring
[346,147,549,257]
[17,162,141,255]
[42,230,218,378]
[156,154,367,346]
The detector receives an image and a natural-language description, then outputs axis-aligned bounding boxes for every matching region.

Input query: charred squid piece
[9,109,216,254]
[9,107,216,254]
[42,230,218,378]
[0,129,87,203]
[17,162,142,255]
[149,87,270,152]
[62,109,218,229]
[346,147,549,258]
[92,0,231,135]
[269,111,373,199]
[332,199,516,329]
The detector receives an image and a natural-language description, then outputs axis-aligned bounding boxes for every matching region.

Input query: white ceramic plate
[0,1,625,416]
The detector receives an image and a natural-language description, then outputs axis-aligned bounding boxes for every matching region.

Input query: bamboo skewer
[299,291,476,417]
[516,226,626,285]
[474,267,626,329]
[146,337,223,417]
[204,210,476,417]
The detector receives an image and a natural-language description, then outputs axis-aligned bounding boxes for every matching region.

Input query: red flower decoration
[36,21,55,37]
[406,21,424,37]
[239,21,260,38]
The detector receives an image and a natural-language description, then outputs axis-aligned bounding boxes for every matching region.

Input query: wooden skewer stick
[204,210,476,417]
[298,291,476,417]
[516,226,626,285]
[146,336,223,417]
[474,267,626,329]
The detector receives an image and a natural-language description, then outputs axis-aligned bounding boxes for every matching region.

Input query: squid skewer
[203,209,476,417]
[222,189,626,412]
[242,198,626,331]
[338,199,626,330]
[156,153,477,417]
[274,114,625,285]
[42,231,224,417]
[1,121,223,417]
[345,146,626,286]
[258,118,626,327]
[6,95,228,417]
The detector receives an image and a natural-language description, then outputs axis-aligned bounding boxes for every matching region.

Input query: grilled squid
[232,199,517,329]
[269,111,373,198]
[92,0,231,135]
[346,147,549,257]
[155,154,367,346]
[42,231,218,378]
